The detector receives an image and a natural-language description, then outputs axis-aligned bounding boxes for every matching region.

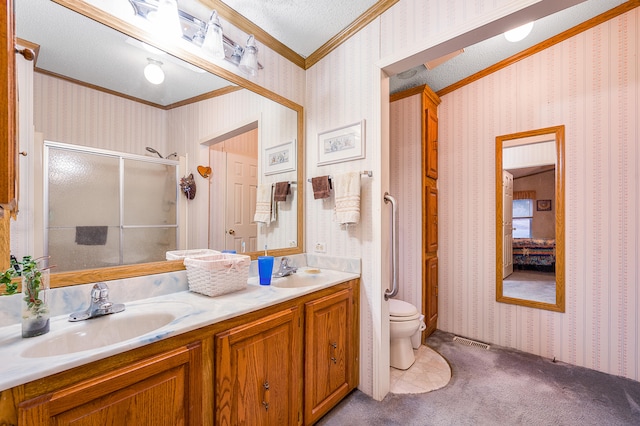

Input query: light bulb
[504,22,534,42]
[144,60,165,84]
[149,0,182,41]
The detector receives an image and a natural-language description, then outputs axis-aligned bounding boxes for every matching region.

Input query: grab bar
[384,192,398,300]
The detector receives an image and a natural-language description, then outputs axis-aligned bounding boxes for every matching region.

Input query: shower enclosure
[44,141,179,272]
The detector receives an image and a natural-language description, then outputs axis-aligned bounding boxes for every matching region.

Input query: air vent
[453,336,490,350]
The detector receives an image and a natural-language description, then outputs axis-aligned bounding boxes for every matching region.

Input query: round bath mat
[389,345,451,394]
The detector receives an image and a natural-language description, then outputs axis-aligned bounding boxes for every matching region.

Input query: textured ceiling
[389,0,627,94]
[220,0,379,58]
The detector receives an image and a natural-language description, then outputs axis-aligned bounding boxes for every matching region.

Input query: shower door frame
[43,140,180,271]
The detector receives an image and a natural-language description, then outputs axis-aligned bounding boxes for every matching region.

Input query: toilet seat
[389,299,420,322]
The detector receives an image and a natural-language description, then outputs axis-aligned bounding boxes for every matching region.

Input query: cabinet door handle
[262,381,270,411]
[331,356,337,364]
[330,342,337,349]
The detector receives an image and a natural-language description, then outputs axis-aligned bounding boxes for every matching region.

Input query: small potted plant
[1,256,51,338]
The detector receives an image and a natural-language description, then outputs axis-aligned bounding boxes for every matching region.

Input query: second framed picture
[317,120,365,166]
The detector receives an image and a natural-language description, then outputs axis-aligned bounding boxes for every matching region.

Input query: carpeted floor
[318,330,640,425]
[503,270,556,304]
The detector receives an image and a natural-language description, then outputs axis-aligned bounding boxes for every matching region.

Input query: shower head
[166,152,178,159]
[145,147,163,158]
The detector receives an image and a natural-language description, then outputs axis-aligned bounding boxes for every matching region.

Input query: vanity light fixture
[144,58,165,84]
[238,35,259,76]
[128,0,263,74]
[201,10,225,60]
[504,21,534,42]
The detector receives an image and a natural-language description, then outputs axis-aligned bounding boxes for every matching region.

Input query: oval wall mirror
[496,125,565,312]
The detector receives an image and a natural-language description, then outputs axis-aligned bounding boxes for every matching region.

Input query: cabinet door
[19,342,203,425]
[215,307,302,426]
[425,256,438,337]
[424,108,438,180]
[425,181,438,253]
[304,288,353,424]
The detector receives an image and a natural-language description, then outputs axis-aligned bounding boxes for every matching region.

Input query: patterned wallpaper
[438,8,639,380]
[305,22,384,397]
[307,0,640,399]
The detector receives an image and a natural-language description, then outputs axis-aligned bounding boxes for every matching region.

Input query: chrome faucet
[69,282,125,321]
[274,257,297,277]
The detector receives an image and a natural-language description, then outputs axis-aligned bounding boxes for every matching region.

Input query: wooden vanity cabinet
[304,287,356,424]
[214,306,303,425]
[0,279,359,426]
[18,342,203,426]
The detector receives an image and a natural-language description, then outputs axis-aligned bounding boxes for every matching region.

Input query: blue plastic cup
[258,256,274,285]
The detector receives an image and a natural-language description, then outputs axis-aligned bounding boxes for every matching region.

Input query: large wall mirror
[10,0,304,288]
[496,125,565,312]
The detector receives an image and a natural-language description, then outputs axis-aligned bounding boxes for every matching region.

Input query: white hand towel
[254,184,273,224]
[333,172,361,225]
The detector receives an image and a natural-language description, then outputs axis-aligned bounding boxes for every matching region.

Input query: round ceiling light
[144,59,165,85]
[504,22,534,42]
[397,69,418,80]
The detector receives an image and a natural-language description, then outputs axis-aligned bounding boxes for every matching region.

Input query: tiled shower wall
[438,8,639,380]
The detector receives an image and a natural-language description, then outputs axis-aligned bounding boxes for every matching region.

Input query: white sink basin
[21,301,193,358]
[269,268,327,288]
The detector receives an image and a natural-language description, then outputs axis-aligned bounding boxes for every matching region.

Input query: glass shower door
[122,159,177,265]
[46,147,120,271]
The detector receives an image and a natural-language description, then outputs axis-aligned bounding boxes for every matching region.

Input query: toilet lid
[389,299,419,318]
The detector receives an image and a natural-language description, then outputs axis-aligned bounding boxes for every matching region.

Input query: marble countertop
[0,267,359,392]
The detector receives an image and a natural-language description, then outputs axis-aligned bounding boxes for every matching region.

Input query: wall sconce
[129,1,263,75]
[144,58,165,84]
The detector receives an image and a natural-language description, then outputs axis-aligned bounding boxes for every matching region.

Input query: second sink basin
[20,301,193,358]
[269,268,329,288]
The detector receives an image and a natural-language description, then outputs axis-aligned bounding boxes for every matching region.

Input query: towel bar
[307,171,372,183]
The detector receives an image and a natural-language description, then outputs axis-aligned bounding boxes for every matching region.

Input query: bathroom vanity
[0,269,359,425]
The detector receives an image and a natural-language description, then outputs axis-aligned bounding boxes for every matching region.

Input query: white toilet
[389,299,426,370]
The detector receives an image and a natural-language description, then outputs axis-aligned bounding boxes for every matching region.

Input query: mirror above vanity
[496,125,565,312]
[11,0,304,287]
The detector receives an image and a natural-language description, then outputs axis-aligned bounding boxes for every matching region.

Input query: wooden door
[425,256,438,336]
[502,170,514,278]
[19,343,203,425]
[304,288,353,424]
[424,108,438,180]
[215,307,302,425]
[425,181,438,253]
[225,151,258,252]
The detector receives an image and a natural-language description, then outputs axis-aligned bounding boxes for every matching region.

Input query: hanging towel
[254,184,273,224]
[75,226,108,245]
[271,183,278,222]
[312,175,332,199]
[273,181,291,202]
[333,172,361,225]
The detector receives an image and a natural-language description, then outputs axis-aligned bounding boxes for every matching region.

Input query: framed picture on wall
[264,140,296,175]
[317,120,365,166]
[537,199,552,211]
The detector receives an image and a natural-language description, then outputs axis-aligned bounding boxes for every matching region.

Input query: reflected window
[513,199,533,238]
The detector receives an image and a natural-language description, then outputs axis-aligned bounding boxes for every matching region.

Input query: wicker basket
[183,253,251,297]
[166,249,221,261]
